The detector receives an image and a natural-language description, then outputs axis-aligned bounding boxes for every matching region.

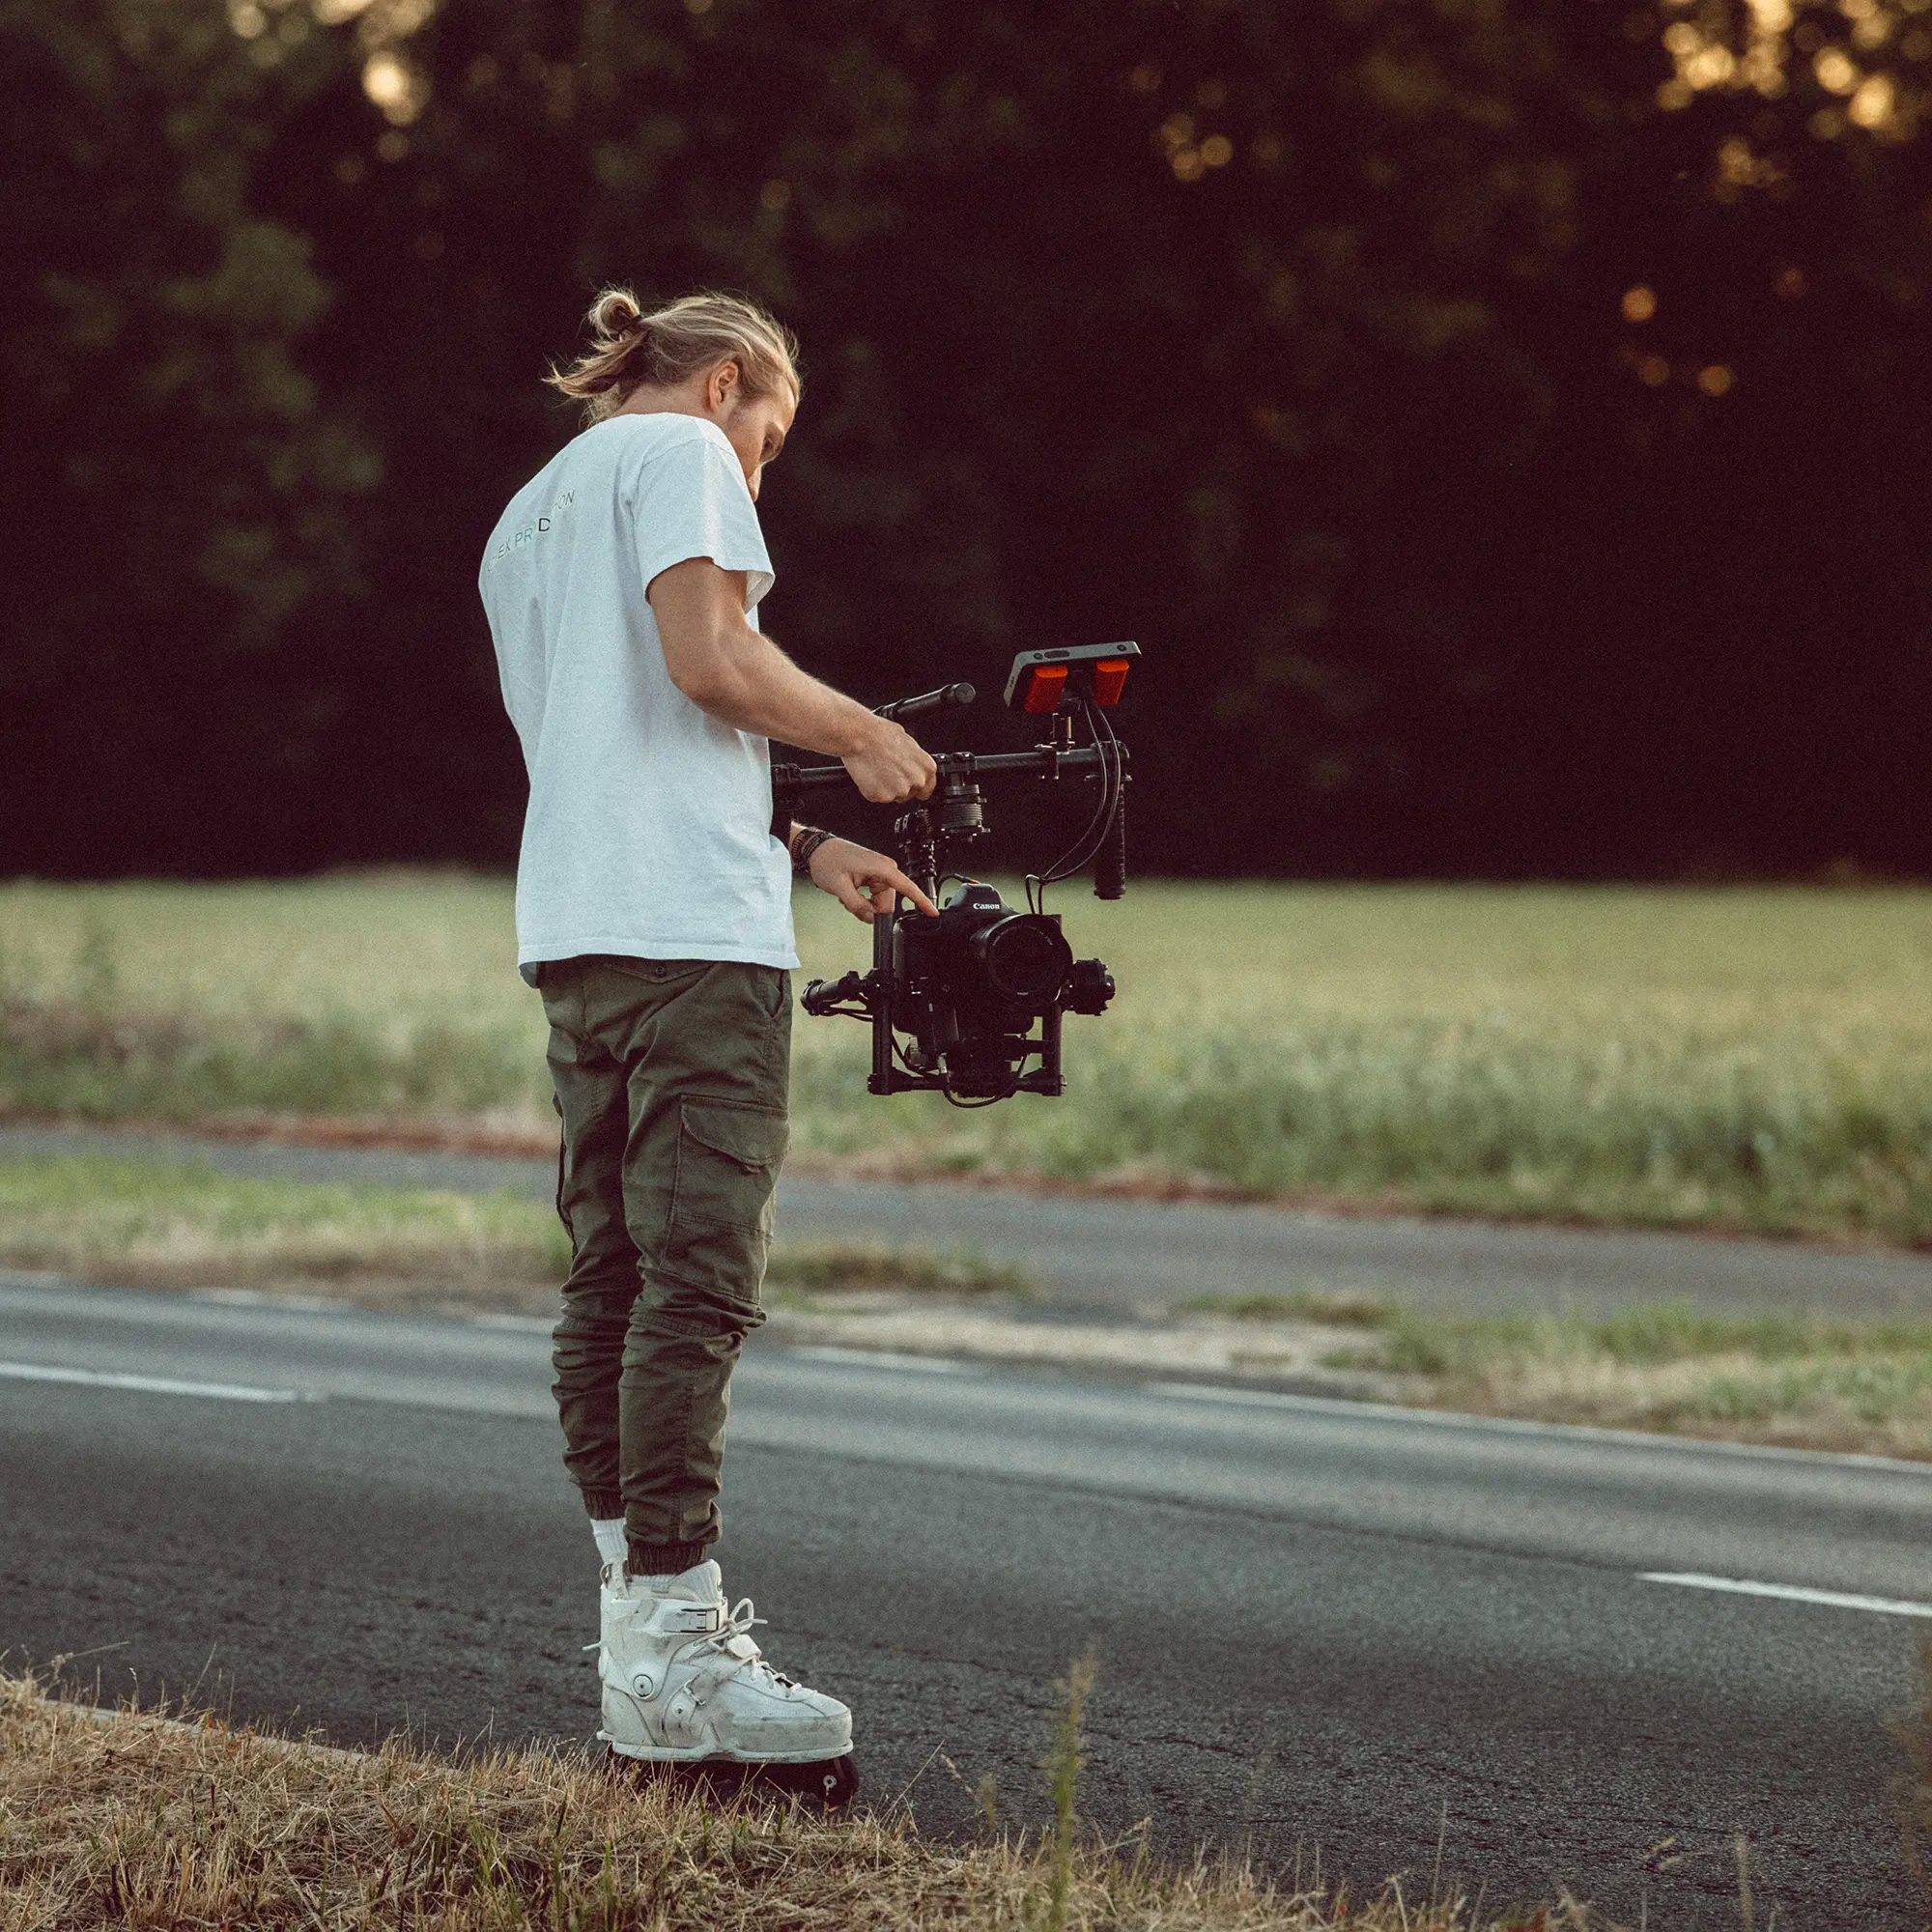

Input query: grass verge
[0,1672,1585,1931]
[0,1154,569,1293]
[0,1154,1026,1309]
[1183,1293,1932,1458]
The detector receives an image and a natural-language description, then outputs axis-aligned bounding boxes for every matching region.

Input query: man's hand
[807,837,940,922]
[841,715,937,804]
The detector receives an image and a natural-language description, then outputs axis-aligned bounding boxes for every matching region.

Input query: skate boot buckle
[666,1603,724,1635]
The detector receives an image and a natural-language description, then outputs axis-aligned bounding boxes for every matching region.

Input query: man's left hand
[807,838,939,922]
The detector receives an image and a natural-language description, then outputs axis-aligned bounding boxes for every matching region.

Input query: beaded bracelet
[791,826,836,877]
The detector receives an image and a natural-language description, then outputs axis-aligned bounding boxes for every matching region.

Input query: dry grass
[1419,1351,1932,1460]
[1316,1303,1932,1459]
[0,1674,1586,1932]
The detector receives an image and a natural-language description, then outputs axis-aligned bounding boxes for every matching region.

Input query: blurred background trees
[3,0,1928,878]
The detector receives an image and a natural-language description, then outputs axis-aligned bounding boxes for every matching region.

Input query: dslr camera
[772,641,1137,1105]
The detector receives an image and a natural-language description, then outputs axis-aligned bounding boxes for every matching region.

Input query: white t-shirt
[479,413,798,972]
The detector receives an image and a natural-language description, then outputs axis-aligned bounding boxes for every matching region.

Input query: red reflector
[1021,664,1068,713]
[1090,658,1131,707]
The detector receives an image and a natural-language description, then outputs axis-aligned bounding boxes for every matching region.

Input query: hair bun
[586,288,642,343]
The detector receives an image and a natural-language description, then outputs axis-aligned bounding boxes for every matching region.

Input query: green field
[4,873,1931,1242]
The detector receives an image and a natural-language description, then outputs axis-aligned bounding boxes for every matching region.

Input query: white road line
[1640,1572,1932,1619]
[0,1361,305,1405]
[787,1346,978,1375]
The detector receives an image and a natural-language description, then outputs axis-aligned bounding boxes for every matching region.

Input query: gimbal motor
[775,642,1138,1106]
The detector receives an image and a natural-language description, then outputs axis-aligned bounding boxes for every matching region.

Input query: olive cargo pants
[538,955,790,1573]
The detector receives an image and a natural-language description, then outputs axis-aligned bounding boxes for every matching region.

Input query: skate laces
[723,1596,765,1643]
[708,1596,802,1691]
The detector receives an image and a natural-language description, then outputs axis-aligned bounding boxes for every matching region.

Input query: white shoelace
[708,1596,802,1690]
[723,1596,765,1642]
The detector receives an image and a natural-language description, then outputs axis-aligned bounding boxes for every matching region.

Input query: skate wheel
[603,1748,859,1811]
[758,1753,860,1810]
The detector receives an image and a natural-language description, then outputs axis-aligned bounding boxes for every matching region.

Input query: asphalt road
[10,1121,1932,1318]
[2,1272,1927,1926]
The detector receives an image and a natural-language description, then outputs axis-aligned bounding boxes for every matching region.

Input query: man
[479,288,935,1777]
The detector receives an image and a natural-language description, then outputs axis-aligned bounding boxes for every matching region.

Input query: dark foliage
[3,0,1929,878]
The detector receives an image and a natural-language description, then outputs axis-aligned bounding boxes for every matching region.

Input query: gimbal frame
[772,681,1129,1097]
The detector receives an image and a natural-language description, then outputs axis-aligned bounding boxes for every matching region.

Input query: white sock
[592,1520,681,1591]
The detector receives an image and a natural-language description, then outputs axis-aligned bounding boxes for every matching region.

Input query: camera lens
[972,914,1073,1006]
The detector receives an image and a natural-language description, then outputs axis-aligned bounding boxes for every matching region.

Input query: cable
[941,1084,1011,1108]
[1030,702,1122,907]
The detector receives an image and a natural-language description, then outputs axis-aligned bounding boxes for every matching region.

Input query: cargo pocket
[665,1098,789,1307]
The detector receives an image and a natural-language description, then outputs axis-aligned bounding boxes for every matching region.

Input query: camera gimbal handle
[872,681,976,724]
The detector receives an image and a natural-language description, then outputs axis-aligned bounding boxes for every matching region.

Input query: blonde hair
[546,288,800,424]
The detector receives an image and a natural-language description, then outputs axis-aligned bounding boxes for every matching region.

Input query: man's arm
[649,557,935,804]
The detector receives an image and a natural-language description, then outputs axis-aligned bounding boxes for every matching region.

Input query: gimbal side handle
[1094,777,1127,899]
[874,682,975,724]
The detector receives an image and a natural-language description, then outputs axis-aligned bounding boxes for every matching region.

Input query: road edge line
[1639,1572,1932,1619]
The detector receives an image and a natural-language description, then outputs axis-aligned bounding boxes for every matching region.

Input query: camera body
[893,883,1114,1098]
[782,643,1136,1106]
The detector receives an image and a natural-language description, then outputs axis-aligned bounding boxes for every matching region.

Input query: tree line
[4,0,1929,879]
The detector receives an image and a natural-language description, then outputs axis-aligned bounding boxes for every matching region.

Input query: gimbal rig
[772,641,1138,1106]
